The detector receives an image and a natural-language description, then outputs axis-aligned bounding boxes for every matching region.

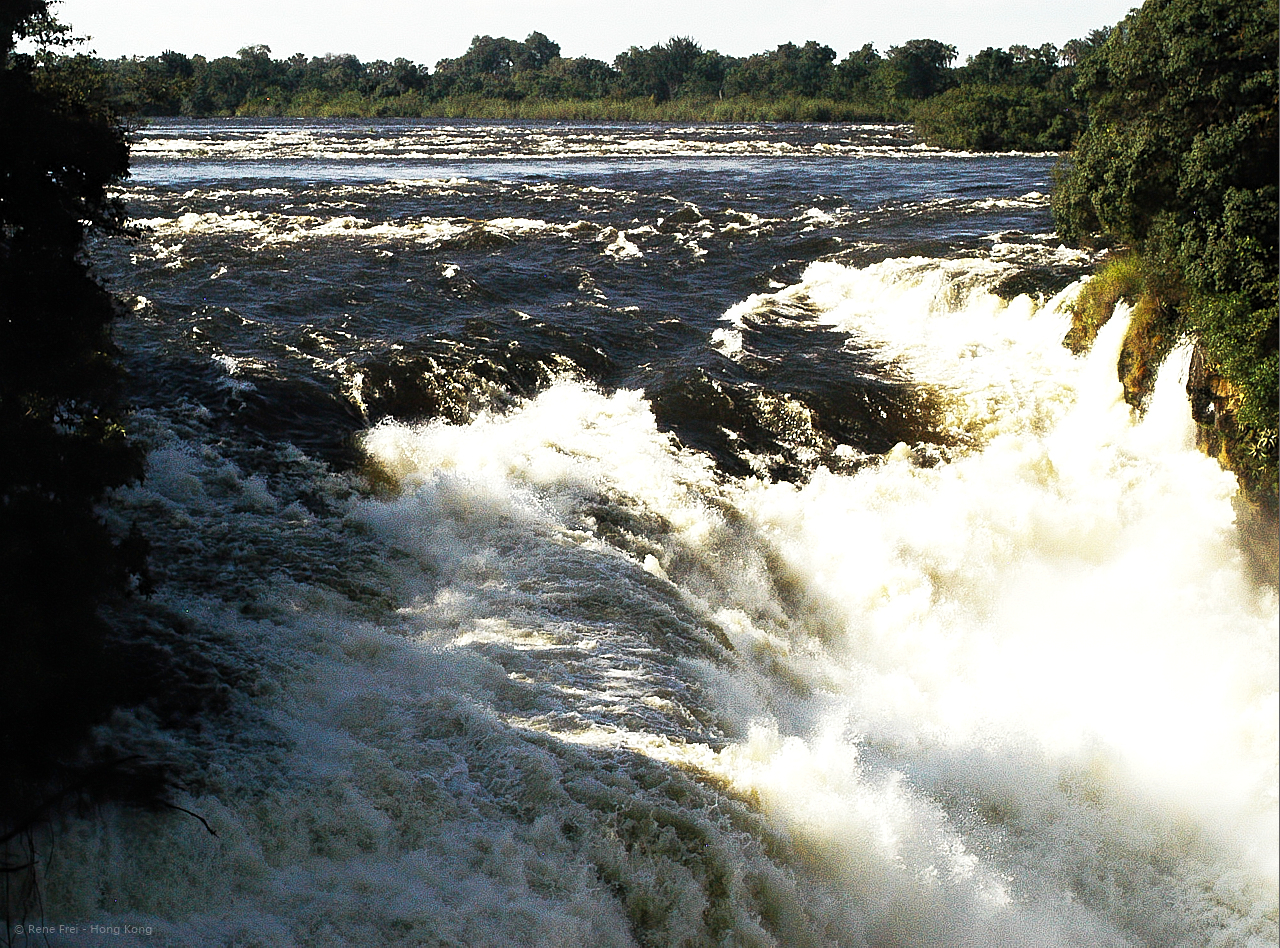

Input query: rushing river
[25,120,1278,947]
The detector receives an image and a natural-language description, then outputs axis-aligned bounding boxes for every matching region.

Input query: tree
[515,31,560,72]
[158,48,193,79]
[518,55,616,99]
[916,42,1073,151]
[1007,43,1059,87]
[1053,0,1278,498]
[614,36,707,101]
[433,34,527,97]
[884,39,957,99]
[191,54,251,112]
[1,0,147,814]
[724,41,835,98]
[440,34,524,79]
[311,52,365,94]
[961,47,1018,85]
[961,44,1059,89]
[1060,28,1112,66]
[365,57,426,98]
[913,84,1078,151]
[832,44,883,103]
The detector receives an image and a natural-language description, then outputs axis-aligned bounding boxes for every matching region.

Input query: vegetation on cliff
[1053,0,1278,506]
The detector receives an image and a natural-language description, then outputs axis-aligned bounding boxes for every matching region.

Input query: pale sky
[51,0,1137,66]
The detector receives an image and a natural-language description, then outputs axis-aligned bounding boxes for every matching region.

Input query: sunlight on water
[351,257,1277,945]
[35,253,1277,947]
[716,292,1276,911]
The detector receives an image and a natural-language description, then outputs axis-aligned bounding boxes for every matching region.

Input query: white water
[125,122,1002,163]
[27,257,1277,947]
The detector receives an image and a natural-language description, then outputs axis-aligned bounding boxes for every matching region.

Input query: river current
[25,121,1279,947]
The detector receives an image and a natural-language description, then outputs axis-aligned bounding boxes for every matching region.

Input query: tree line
[46,30,1115,149]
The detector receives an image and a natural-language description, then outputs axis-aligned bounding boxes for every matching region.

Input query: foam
[355,266,1278,938]
[34,254,1277,947]
[127,211,620,270]
[708,260,1277,911]
[126,121,1028,165]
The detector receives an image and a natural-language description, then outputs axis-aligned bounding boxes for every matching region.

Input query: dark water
[110,120,1071,474]
[31,121,1273,948]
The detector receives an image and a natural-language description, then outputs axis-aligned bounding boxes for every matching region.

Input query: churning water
[21,121,1278,947]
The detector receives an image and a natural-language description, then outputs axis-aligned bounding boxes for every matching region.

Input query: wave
[127,210,777,273]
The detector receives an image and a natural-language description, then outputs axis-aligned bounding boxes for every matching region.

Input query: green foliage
[1053,0,1278,248]
[515,55,615,100]
[1063,254,1154,352]
[44,32,986,125]
[908,37,1117,151]
[1,3,148,811]
[1059,29,1113,68]
[831,44,886,106]
[724,41,836,98]
[424,29,561,93]
[1053,0,1279,501]
[281,93,877,122]
[912,83,1078,151]
[1186,291,1279,447]
[614,36,718,102]
[961,44,1060,88]
[883,39,957,100]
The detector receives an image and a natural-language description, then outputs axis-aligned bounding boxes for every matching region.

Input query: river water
[27,121,1278,947]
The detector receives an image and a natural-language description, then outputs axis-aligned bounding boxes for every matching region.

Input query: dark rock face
[1188,345,1278,586]
[1187,346,1229,436]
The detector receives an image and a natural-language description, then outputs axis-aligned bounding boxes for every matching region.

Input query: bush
[913,84,1077,151]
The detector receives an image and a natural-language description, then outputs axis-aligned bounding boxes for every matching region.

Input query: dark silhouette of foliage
[884,39,958,100]
[432,33,563,99]
[615,36,711,102]
[362,57,426,99]
[961,47,1019,86]
[1060,28,1113,66]
[961,44,1059,89]
[832,43,883,101]
[1,0,148,819]
[516,31,560,72]
[909,39,1104,150]
[724,41,836,98]
[515,54,615,100]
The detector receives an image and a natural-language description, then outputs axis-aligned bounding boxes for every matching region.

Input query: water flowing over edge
[23,254,1278,948]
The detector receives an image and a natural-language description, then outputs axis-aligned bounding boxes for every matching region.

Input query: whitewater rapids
[22,252,1277,948]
